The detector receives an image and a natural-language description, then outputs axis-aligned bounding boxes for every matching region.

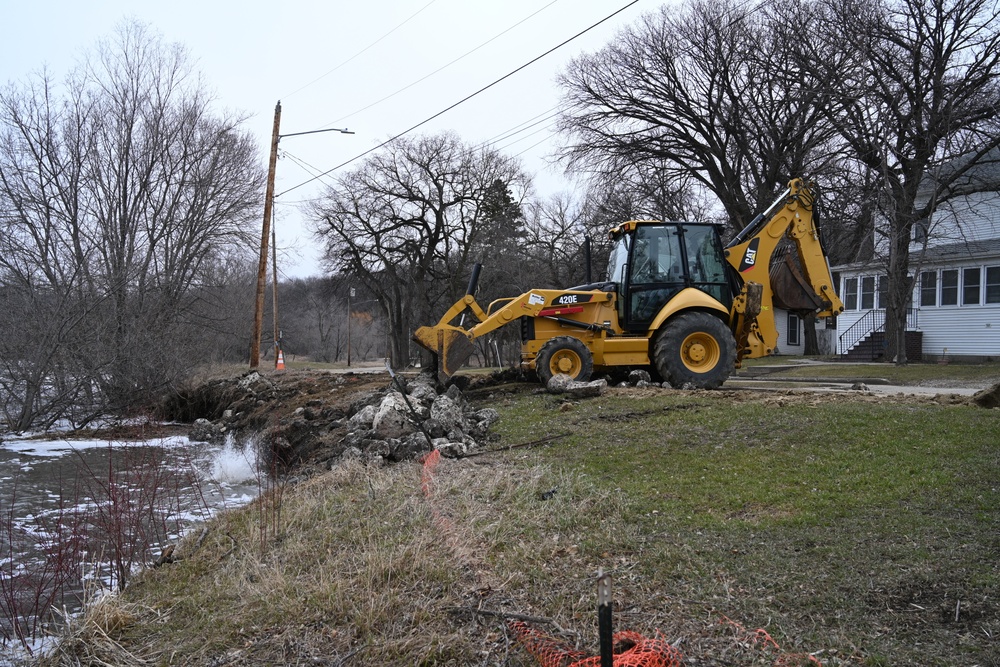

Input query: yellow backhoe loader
[413,178,844,389]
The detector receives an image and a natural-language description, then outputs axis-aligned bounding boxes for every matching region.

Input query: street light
[250,100,353,369]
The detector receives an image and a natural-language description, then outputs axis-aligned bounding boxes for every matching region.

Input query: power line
[320,0,561,129]
[481,109,561,148]
[497,121,559,154]
[513,133,559,160]
[280,0,439,100]
[277,0,639,198]
[282,150,326,179]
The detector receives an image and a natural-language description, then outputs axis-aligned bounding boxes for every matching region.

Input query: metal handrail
[839,308,918,358]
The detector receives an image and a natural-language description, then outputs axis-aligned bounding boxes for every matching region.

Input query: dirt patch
[865,571,998,632]
[972,381,1000,408]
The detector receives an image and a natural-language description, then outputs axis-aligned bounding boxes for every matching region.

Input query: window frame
[940,269,959,306]
[986,265,1000,304]
[860,276,876,310]
[963,267,982,306]
[843,276,859,310]
[919,270,937,307]
[787,312,801,346]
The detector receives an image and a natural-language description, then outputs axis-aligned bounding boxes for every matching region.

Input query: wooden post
[271,211,280,367]
[251,101,281,368]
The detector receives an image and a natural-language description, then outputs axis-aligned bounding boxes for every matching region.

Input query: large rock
[628,369,652,385]
[372,393,417,439]
[471,408,500,430]
[546,374,608,398]
[347,404,376,429]
[407,378,438,402]
[430,394,465,433]
[189,418,223,442]
[388,432,433,462]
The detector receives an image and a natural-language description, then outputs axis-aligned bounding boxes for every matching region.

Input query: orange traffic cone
[276,349,285,371]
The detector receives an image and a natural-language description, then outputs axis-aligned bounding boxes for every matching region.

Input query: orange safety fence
[508,620,683,667]
[421,448,441,496]
[720,616,823,666]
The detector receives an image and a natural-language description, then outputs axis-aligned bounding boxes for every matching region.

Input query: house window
[920,271,937,307]
[963,267,981,305]
[860,276,876,309]
[941,269,958,305]
[877,276,887,309]
[843,277,858,310]
[987,266,1000,304]
[787,313,800,346]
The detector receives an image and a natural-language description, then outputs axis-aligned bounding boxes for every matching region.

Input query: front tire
[536,336,594,384]
[654,312,735,389]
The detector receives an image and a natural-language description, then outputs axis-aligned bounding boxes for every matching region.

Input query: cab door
[623,224,685,332]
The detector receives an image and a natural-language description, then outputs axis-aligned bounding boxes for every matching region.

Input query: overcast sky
[2,0,648,277]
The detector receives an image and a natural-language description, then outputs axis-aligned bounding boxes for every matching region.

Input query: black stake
[598,569,613,667]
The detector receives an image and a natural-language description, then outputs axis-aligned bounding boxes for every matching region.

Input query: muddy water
[0,432,262,659]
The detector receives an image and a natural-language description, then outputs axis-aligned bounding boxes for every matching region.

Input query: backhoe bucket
[413,326,475,384]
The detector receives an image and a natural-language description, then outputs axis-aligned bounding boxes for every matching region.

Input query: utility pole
[250,104,352,369]
[271,214,281,367]
[251,100,281,368]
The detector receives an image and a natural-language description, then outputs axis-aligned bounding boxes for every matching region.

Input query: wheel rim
[549,349,582,378]
[680,331,720,373]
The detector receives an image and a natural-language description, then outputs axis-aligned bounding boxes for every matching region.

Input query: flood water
[0,430,263,661]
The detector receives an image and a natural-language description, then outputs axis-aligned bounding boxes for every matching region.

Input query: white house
[832,161,1000,362]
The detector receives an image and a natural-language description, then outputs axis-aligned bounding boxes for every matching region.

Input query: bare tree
[309,133,529,369]
[0,22,262,429]
[801,0,1000,363]
[557,0,840,231]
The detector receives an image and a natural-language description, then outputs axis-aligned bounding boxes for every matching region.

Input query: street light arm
[279,127,354,139]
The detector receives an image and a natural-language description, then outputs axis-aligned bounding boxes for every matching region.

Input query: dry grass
[37,455,833,666]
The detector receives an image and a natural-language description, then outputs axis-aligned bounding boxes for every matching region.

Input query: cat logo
[738,238,760,273]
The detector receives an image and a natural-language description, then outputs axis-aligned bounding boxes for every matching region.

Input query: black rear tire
[654,312,735,389]
[536,336,594,384]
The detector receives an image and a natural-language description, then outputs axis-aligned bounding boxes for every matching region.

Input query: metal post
[347,287,353,367]
[584,235,593,284]
[251,101,281,368]
[598,569,613,667]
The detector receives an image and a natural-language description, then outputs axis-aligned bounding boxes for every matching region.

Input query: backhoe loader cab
[413,178,844,389]
[605,221,733,332]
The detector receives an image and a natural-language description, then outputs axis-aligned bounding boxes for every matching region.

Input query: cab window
[682,224,729,306]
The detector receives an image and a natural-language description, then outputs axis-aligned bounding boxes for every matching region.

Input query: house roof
[832,238,1000,273]
[913,238,1000,263]
[919,146,1000,198]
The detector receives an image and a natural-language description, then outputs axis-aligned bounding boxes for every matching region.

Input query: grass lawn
[496,388,999,665]
[45,385,1000,667]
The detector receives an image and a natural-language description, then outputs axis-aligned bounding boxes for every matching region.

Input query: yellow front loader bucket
[413,325,476,384]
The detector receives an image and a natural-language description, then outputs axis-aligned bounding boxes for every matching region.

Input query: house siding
[914,191,1000,251]
[777,309,804,354]
[916,306,1000,359]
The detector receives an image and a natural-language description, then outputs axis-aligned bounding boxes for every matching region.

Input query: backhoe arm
[725,179,845,360]
[413,288,613,383]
